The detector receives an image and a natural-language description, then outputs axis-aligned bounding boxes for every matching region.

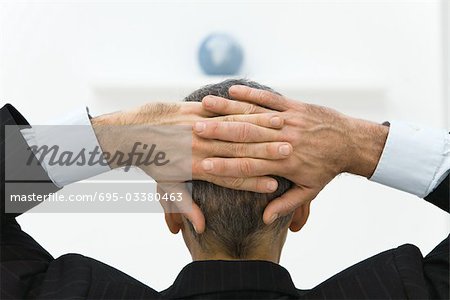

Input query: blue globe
[198,33,244,75]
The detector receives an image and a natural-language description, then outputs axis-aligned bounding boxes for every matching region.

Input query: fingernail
[270,116,282,127]
[266,180,278,191]
[278,144,291,156]
[268,214,279,224]
[194,122,206,133]
[201,159,213,171]
[203,97,216,108]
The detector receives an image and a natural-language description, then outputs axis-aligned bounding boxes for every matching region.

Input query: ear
[164,213,184,234]
[289,202,311,232]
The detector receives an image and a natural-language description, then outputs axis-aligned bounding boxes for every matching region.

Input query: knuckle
[259,114,271,127]
[209,122,221,136]
[207,176,220,186]
[279,130,292,143]
[192,138,210,156]
[262,90,272,100]
[218,98,229,111]
[243,104,257,114]
[220,142,233,156]
[214,160,226,173]
[280,95,288,106]
[265,143,276,157]
[284,197,299,212]
[243,87,252,98]
[228,177,246,189]
[191,136,202,150]
[222,115,234,122]
[238,159,253,176]
[258,90,271,102]
[211,143,225,156]
[238,123,251,141]
[232,143,246,157]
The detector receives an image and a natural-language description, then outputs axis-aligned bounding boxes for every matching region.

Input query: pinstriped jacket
[1,104,448,299]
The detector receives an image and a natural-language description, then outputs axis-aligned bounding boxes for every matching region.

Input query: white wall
[1,0,448,290]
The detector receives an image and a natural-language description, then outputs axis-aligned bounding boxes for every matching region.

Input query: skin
[91,101,292,233]
[196,85,389,228]
[90,86,388,262]
[175,217,292,263]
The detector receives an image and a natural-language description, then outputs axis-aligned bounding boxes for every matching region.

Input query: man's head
[165,79,310,262]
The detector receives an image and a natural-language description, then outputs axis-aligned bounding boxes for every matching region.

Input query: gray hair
[185,79,293,258]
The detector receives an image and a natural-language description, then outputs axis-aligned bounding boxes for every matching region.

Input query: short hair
[184,79,293,259]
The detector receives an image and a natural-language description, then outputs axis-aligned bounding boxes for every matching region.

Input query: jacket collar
[161,260,300,298]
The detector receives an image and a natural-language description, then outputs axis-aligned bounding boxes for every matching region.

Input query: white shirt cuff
[21,107,111,188]
[370,121,450,198]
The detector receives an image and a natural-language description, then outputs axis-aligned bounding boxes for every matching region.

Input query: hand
[91,102,293,233]
[197,85,389,229]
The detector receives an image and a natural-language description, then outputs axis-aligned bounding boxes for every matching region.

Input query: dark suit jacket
[1,103,449,299]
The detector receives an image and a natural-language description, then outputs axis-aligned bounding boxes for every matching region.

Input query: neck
[193,252,281,264]
[182,227,288,264]
[190,241,283,264]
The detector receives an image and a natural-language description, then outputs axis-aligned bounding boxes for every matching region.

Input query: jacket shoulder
[302,244,427,299]
[1,103,28,126]
[36,254,162,299]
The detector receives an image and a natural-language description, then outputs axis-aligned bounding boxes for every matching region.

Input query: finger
[263,186,318,224]
[200,157,280,178]
[212,113,284,129]
[202,140,292,159]
[202,95,273,115]
[182,102,219,118]
[193,121,283,142]
[228,85,289,111]
[204,175,279,193]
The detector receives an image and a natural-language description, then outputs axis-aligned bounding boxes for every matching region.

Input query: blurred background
[1,0,449,291]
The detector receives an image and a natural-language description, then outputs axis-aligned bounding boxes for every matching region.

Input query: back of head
[184,79,293,259]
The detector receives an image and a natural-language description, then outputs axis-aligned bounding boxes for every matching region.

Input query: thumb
[263,186,318,225]
[182,201,206,234]
[175,186,206,234]
[158,183,206,234]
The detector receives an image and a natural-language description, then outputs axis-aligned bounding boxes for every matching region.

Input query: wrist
[91,112,130,169]
[344,117,389,178]
[90,106,161,170]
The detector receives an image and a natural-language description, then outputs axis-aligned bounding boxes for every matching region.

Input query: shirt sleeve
[20,107,111,188]
[370,121,450,198]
